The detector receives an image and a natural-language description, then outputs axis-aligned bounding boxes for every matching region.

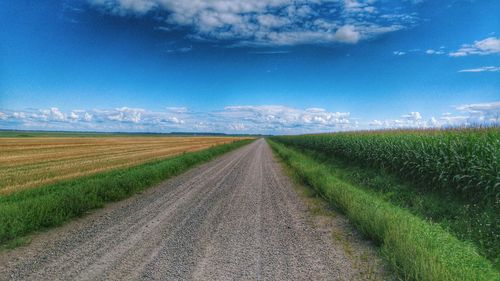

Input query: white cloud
[456,102,500,123]
[38,108,66,122]
[107,107,144,123]
[344,0,377,14]
[2,102,498,134]
[69,111,80,121]
[449,37,500,57]
[458,66,500,73]
[165,46,193,53]
[167,116,184,124]
[401,111,422,121]
[83,112,93,122]
[88,0,416,46]
[370,111,429,128]
[369,117,429,128]
[218,105,352,133]
[333,25,360,44]
[12,112,26,119]
[0,105,353,134]
[90,0,157,15]
[429,117,438,126]
[368,103,500,129]
[439,114,468,125]
[393,51,406,56]
[425,49,444,55]
[166,107,188,113]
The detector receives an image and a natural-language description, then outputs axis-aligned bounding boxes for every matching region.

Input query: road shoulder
[271,150,396,281]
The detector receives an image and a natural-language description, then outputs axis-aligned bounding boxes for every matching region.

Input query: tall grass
[0,139,253,246]
[272,128,499,202]
[269,140,499,281]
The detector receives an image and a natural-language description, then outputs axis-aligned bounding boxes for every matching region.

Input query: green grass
[0,139,253,246]
[285,146,499,268]
[0,236,31,250]
[268,139,499,281]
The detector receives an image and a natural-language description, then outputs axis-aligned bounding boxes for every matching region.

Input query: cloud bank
[88,0,419,46]
[1,102,498,134]
[0,105,352,134]
[369,102,500,129]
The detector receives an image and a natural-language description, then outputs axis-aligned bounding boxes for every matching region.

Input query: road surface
[0,139,385,280]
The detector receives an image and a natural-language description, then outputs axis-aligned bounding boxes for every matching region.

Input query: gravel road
[0,139,386,280]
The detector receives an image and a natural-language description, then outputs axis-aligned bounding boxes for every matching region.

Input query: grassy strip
[0,139,253,245]
[283,146,499,268]
[268,139,499,281]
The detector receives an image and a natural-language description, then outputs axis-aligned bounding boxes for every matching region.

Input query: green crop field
[269,127,499,281]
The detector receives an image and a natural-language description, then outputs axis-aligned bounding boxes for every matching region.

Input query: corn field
[272,128,500,201]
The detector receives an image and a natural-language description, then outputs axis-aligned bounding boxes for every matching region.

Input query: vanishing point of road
[0,139,388,280]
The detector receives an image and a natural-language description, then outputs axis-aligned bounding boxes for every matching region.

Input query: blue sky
[0,0,499,134]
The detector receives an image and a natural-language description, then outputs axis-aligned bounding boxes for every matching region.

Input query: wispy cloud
[248,50,291,55]
[458,66,500,73]
[425,49,445,55]
[165,46,193,54]
[393,38,500,57]
[449,37,500,57]
[88,0,418,46]
[391,47,446,56]
[456,102,500,121]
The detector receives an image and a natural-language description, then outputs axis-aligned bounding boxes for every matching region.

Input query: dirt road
[0,139,386,280]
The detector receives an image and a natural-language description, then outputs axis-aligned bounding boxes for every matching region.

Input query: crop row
[272,128,499,201]
[0,136,246,194]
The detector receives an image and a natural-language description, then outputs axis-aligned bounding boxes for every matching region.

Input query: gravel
[0,139,382,280]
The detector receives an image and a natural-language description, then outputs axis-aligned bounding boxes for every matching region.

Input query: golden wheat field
[0,136,246,195]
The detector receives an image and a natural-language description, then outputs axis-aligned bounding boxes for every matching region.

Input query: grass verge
[0,139,253,246]
[278,155,395,280]
[268,139,499,281]
[283,146,499,268]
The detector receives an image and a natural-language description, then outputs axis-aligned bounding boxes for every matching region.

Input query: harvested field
[0,136,246,194]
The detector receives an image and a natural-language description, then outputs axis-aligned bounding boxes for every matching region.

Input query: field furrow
[0,136,247,194]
